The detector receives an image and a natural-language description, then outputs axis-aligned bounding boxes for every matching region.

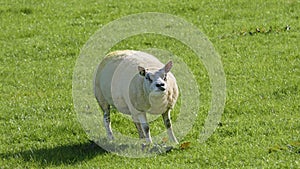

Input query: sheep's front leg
[134,122,146,139]
[162,110,178,144]
[137,113,152,143]
[132,116,146,139]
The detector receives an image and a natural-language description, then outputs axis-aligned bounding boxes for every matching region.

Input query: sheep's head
[138,61,173,95]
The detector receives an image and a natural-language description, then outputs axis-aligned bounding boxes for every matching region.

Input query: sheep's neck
[148,92,168,115]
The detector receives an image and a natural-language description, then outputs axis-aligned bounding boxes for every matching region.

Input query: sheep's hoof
[141,143,151,152]
[142,143,174,154]
[108,135,115,140]
[89,140,99,149]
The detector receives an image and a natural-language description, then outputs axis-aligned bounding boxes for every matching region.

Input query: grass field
[1,0,299,168]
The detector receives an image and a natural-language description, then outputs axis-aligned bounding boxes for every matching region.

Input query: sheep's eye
[146,74,153,83]
[163,74,167,81]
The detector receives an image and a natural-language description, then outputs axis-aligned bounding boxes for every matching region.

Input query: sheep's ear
[138,66,146,76]
[164,61,173,73]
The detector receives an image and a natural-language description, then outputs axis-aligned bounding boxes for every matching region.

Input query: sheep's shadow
[1,141,107,166]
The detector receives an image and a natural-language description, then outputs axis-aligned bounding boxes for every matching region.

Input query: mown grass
[1,0,299,168]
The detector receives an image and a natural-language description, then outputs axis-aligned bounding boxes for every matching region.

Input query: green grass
[1,0,299,168]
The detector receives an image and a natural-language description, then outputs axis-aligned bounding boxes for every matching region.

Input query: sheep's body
[94,50,178,143]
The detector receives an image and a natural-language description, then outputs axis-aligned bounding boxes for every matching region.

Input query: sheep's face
[138,61,173,94]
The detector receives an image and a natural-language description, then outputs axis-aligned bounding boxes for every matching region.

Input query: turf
[0,0,299,168]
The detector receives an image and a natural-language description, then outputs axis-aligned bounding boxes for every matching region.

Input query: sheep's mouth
[152,87,166,93]
[158,86,166,91]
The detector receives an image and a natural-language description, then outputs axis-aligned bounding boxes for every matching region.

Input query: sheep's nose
[156,83,166,91]
[156,83,165,87]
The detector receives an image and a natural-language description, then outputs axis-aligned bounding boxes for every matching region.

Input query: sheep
[94,50,179,144]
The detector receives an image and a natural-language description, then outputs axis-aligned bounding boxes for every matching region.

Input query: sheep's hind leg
[95,85,114,140]
[102,105,114,140]
[162,109,178,144]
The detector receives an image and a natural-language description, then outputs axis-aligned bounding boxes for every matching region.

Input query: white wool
[148,92,168,114]
[94,50,179,143]
[95,50,178,116]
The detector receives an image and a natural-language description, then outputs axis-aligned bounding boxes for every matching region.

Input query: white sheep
[94,50,179,144]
